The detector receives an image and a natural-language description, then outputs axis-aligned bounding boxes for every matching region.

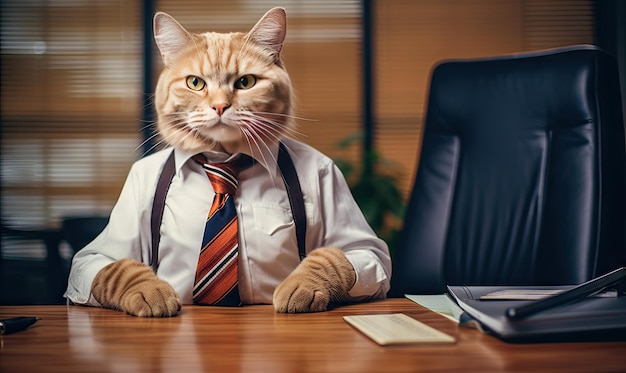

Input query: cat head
[153,7,295,155]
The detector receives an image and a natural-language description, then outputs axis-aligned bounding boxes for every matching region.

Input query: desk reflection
[1,300,625,373]
[66,305,377,372]
[68,306,200,372]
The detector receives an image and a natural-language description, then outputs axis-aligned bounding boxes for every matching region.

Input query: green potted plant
[334,133,406,254]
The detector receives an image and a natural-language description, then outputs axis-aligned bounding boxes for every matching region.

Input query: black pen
[0,316,40,335]
[505,267,626,321]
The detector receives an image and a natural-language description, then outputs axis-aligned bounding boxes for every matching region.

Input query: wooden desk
[1,299,625,372]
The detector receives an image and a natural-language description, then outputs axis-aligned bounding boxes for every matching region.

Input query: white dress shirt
[64,138,391,306]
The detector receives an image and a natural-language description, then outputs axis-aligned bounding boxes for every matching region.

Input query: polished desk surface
[1,298,625,373]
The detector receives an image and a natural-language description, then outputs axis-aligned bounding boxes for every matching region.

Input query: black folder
[447,268,626,342]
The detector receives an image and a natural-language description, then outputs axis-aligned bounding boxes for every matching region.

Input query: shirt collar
[171,141,282,178]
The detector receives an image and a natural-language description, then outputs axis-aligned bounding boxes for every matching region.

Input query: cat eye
[186,76,206,91]
[234,75,257,90]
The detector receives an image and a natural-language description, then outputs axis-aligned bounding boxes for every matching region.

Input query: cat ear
[153,12,194,66]
[247,7,287,60]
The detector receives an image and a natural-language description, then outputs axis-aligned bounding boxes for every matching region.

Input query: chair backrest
[390,45,626,296]
[62,216,109,253]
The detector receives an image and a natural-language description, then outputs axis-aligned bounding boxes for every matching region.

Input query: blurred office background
[1,0,624,304]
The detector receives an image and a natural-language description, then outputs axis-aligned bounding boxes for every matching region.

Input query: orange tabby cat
[66,7,391,316]
[152,7,295,157]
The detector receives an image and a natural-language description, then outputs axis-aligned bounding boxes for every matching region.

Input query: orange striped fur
[273,247,356,313]
[91,258,181,317]
[152,7,296,159]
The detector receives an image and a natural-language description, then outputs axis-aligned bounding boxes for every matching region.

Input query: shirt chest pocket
[252,204,294,236]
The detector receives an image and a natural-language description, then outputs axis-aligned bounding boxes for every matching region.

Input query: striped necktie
[192,154,252,306]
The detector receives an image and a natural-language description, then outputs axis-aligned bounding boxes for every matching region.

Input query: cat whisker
[240,123,291,171]
[136,138,165,158]
[139,122,155,131]
[243,121,285,145]
[237,116,284,143]
[236,111,305,139]
[243,123,280,155]
[240,127,281,188]
[271,134,303,166]
[140,94,156,111]
[261,119,302,141]
[137,128,185,157]
[250,111,318,122]
[139,121,195,157]
[132,129,162,155]
[171,126,198,150]
[240,127,272,170]
[245,119,301,164]
[162,115,192,130]
[253,118,310,139]
[137,121,155,131]
[133,119,181,155]
[243,121,302,168]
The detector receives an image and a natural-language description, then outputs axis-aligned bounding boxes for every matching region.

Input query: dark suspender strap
[277,141,307,261]
[150,141,307,271]
[150,150,176,272]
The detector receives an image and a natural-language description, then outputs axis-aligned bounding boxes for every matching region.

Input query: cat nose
[213,103,230,116]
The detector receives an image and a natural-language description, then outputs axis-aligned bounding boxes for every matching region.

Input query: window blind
[374,0,594,197]
[1,0,142,231]
[1,1,142,259]
[522,0,594,50]
[1,0,362,259]
[0,0,596,260]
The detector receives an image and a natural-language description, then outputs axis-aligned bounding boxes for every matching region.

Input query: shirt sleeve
[64,162,147,305]
[319,161,392,300]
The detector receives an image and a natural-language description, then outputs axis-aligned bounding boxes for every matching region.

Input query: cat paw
[121,279,182,317]
[273,247,356,313]
[92,258,181,317]
[273,279,330,313]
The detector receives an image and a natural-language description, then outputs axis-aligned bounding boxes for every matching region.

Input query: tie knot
[193,154,253,195]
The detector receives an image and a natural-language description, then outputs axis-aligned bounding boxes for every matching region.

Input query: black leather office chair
[390,45,626,296]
